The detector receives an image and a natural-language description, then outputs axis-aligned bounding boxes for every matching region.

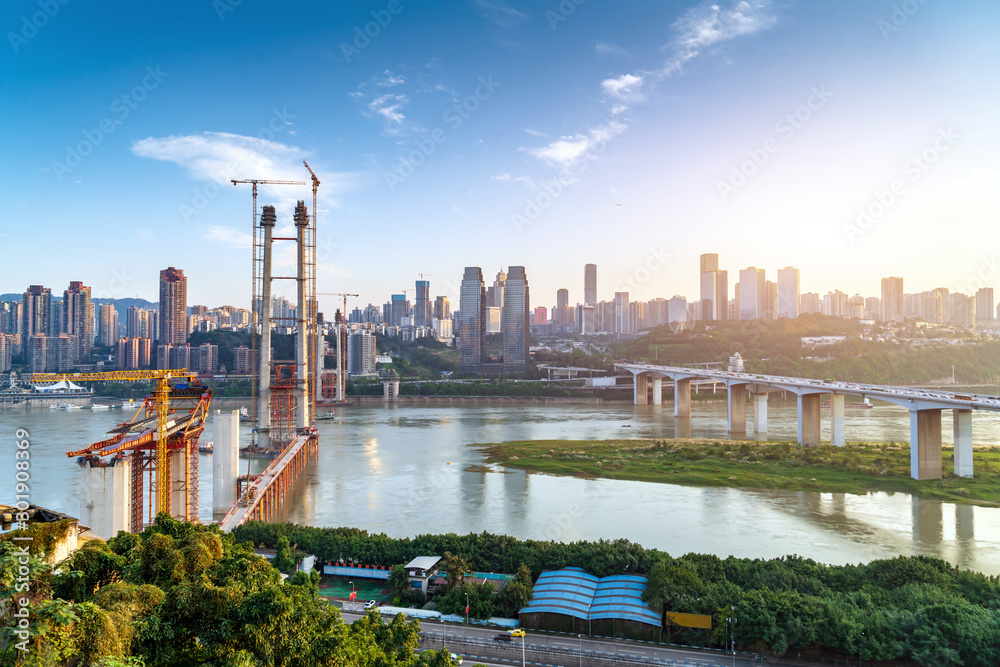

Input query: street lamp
[520,632,526,667]
[860,630,865,667]
[578,634,582,667]
[441,618,446,650]
[465,592,469,625]
[727,606,737,667]
[349,581,354,606]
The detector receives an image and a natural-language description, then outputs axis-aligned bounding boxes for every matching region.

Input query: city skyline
[3,1,999,309]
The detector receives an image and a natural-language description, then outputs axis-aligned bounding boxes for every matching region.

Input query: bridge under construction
[44,163,325,538]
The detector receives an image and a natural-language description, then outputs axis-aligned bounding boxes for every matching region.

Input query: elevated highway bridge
[615,363,1000,481]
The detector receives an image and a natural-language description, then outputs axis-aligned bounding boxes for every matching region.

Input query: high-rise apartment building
[881,277,904,323]
[389,294,409,327]
[62,281,92,364]
[433,296,450,321]
[738,268,765,320]
[584,264,597,305]
[234,345,253,373]
[502,266,529,378]
[347,330,376,376]
[159,267,187,345]
[668,296,687,323]
[698,253,728,321]
[763,281,778,320]
[98,304,119,347]
[126,306,151,339]
[614,292,631,333]
[776,267,800,318]
[486,307,502,333]
[21,285,52,357]
[414,280,431,327]
[555,288,570,328]
[458,267,486,374]
[976,288,994,322]
[800,292,821,314]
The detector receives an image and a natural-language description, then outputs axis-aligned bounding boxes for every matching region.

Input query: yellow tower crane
[29,370,200,519]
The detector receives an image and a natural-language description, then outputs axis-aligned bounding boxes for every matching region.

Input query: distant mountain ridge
[0,294,159,311]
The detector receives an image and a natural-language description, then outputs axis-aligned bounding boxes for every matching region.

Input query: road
[341,610,755,666]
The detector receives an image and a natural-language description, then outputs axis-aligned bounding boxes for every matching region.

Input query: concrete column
[953,408,973,478]
[909,409,942,480]
[79,456,130,540]
[830,393,845,447]
[294,202,310,430]
[727,384,746,435]
[798,394,821,447]
[675,418,691,439]
[674,378,691,417]
[753,393,768,434]
[650,377,662,405]
[213,409,240,513]
[170,450,186,519]
[633,373,648,406]
[258,206,275,451]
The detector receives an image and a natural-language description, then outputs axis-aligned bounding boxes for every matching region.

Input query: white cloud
[369,93,409,126]
[492,173,535,188]
[524,128,548,138]
[526,121,626,166]
[602,73,644,101]
[595,41,630,57]
[205,225,252,249]
[376,70,406,87]
[476,0,528,28]
[666,0,776,75]
[131,131,307,185]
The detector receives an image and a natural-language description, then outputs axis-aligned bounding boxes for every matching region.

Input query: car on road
[507,628,525,637]
[364,600,378,609]
[493,633,512,642]
[449,653,463,665]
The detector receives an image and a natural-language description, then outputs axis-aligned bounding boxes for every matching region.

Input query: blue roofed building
[518,567,662,640]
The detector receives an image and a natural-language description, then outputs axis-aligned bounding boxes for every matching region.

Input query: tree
[274,535,295,574]
[389,564,411,597]
[441,552,472,591]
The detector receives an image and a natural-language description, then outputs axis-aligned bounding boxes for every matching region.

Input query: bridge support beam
[910,409,942,480]
[830,393,845,447]
[727,384,746,435]
[633,373,648,406]
[674,379,691,417]
[753,393,768,434]
[651,377,662,406]
[798,394,822,447]
[953,409,973,478]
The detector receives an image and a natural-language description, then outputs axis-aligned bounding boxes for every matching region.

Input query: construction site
[30,162,332,538]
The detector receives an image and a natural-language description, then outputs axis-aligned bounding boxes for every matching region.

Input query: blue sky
[3,0,999,314]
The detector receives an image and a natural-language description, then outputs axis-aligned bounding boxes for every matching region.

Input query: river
[6,399,1000,574]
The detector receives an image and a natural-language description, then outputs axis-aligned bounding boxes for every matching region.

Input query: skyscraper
[126,306,151,339]
[614,292,631,333]
[159,267,187,345]
[458,267,486,374]
[414,280,431,327]
[776,266,800,318]
[976,287,994,321]
[98,304,118,347]
[62,281,92,364]
[502,266,529,378]
[390,294,409,327]
[555,288,569,328]
[699,253,727,321]
[881,277,904,323]
[584,264,597,305]
[433,296,450,321]
[20,285,52,357]
[738,267,765,320]
[492,269,507,312]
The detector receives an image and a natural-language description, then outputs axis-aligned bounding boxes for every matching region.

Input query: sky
[3,0,1000,315]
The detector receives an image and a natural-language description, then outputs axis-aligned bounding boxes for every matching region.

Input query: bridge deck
[218,434,312,532]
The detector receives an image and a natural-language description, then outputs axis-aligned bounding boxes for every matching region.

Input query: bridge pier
[633,373,648,405]
[674,379,691,417]
[830,393,845,447]
[798,394,822,447]
[910,409,943,480]
[727,384,746,435]
[651,377,662,405]
[752,393,768,434]
[953,409,973,478]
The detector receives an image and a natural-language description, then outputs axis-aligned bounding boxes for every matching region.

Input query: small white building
[404,556,442,593]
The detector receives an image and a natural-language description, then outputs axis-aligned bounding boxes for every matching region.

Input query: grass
[473,439,1000,506]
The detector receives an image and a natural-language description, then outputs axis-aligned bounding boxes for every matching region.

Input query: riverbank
[474,438,1000,506]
